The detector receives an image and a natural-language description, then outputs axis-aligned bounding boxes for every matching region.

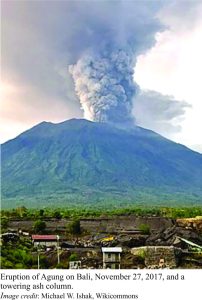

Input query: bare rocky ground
[5,215,202,269]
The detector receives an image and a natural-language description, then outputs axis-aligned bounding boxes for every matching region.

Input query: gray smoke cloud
[69,50,137,125]
[68,1,164,126]
[134,90,191,137]
[1,1,199,143]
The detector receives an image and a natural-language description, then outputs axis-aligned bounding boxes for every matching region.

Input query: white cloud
[135,2,202,149]
[190,144,202,154]
[0,80,82,143]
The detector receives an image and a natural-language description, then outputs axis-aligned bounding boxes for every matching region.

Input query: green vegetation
[33,220,46,233]
[69,253,78,261]
[138,224,150,234]
[1,238,35,269]
[135,248,146,260]
[1,206,202,224]
[67,219,81,235]
[39,209,45,217]
[56,261,69,269]
[1,217,9,231]
[2,119,202,208]
[53,211,62,220]
[2,190,202,210]
[0,237,50,269]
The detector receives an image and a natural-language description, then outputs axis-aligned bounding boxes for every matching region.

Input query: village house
[31,235,59,248]
[102,247,122,269]
[69,261,82,269]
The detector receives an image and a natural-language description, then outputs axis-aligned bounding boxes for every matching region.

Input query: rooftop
[31,235,59,240]
[178,237,202,249]
[102,247,122,253]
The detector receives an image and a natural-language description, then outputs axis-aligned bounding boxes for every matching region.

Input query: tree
[53,211,62,220]
[39,209,44,217]
[33,220,46,233]
[67,219,81,235]
[16,206,28,217]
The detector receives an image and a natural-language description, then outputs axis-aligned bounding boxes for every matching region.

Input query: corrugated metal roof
[178,237,202,249]
[102,247,122,253]
[31,235,59,240]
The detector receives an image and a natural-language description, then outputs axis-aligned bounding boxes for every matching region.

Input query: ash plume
[69,50,137,125]
[68,1,163,126]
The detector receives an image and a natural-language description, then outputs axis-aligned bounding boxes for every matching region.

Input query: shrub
[138,224,150,234]
[69,253,78,261]
[56,262,69,269]
[1,217,9,230]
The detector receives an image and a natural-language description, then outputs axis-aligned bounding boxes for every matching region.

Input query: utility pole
[37,243,40,269]
[57,235,60,265]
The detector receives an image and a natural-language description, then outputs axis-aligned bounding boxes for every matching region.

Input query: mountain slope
[2,119,202,207]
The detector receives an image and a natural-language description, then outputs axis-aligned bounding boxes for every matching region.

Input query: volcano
[2,119,202,208]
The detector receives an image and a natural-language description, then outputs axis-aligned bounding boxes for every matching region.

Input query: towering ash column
[67,1,163,127]
[69,49,136,126]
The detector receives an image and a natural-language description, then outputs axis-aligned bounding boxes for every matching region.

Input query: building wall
[103,262,120,269]
[80,217,173,233]
[103,252,120,262]
[9,216,174,234]
[33,241,57,247]
[131,246,179,268]
[103,252,121,269]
